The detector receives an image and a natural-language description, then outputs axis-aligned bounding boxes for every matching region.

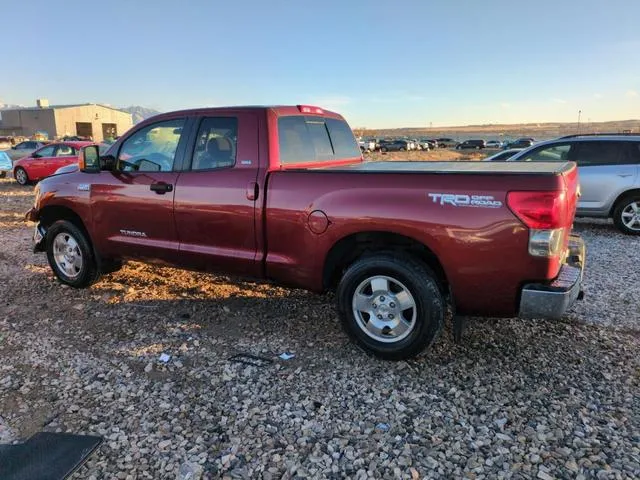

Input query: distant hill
[120,106,162,124]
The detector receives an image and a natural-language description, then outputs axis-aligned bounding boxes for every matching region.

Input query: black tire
[14,167,29,185]
[0,171,6,178]
[613,195,640,235]
[45,220,101,288]
[380,147,387,152]
[399,147,406,151]
[336,253,445,360]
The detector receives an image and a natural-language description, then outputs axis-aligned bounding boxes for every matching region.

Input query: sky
[2,0,640,128]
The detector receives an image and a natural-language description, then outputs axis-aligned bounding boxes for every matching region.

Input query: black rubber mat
[0,432,102,480]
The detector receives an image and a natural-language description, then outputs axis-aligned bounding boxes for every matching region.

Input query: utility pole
[577,110,582,134]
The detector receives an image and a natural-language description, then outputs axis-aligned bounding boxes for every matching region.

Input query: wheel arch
[322,231,448,294]
[609,188,640,216]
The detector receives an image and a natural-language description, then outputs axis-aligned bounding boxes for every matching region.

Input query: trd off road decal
[428,193,503,208]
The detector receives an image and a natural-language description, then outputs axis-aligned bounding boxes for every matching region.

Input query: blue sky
[2,0,640,128]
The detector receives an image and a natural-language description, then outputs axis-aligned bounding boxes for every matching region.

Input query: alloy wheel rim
[352,275,417,343]
[621,202,640,231]
[53,233,83,279]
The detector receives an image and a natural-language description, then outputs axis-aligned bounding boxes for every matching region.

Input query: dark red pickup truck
[26,105,585,359]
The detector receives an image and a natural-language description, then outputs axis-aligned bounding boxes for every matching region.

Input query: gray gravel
[0,180,639,479]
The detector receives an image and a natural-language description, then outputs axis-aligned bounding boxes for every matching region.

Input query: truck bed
[307,160,574,175]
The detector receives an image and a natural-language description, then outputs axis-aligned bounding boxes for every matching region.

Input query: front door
[29,145,57,179]
[173,113,261,276]
[90,117,189,263]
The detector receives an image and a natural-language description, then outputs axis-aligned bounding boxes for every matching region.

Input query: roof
[1,103,130,114]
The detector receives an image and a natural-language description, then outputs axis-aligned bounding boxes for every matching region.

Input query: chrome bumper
[519,234,585,319]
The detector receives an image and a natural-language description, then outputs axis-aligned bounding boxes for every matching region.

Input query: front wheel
[46,220,101,287]
[613,196,640,235]
[14,167,29,185]
[0,171,6,178]
[336,253,445,360]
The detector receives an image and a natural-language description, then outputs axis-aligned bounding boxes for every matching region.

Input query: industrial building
[0,99,133,141]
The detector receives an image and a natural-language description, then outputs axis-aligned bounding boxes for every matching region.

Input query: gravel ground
[0,178,638,479]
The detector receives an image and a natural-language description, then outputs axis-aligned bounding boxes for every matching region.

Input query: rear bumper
[519,234,585,319]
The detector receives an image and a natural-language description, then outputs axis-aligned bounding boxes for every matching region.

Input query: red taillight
[298,105,324,115]
[507,191,569,230]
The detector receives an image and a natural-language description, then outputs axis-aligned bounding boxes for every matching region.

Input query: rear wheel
[0,172,6,178]
[613,196,640,235]
[46,220,101,288]
[14,167,28,185]
[336,253,445,360]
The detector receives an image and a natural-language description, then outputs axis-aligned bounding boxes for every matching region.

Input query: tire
[400,147,406,151]
[45,220,101,288]
[0,171,6,178]
[14,167,29,185]
[336,253,445,360]
[613,195,640,235]
[381,147,387,152]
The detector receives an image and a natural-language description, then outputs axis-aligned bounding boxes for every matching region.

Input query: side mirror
[79,145,101,173]
[31,153,40,158]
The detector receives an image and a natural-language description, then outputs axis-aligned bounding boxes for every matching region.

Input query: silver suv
[507,134,640,234]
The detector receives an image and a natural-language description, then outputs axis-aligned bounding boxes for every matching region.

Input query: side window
[34,146,56,157]
[573,141,622,166]
[55,145,76,156]
[618,142,640,165]
[191,117,238,170]
[520,143,571,162]
[117,119,185,172]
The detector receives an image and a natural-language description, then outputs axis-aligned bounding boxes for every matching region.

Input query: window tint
[278,115,360,164]
[55,145,76,156]
[574,141,622,166]
[619,142,640,165]
[520,143,571,162]
[191,117,238,170]
[118,119,185,172]
[34,146,56,157]
[325,118,360,158]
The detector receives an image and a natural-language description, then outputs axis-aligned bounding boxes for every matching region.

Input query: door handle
[246,182,259,201]
[150,182,173,194]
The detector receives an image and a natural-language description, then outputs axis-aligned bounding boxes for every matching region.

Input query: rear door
[173,112,261,276]
[570,141,637,215]
[90,117,190,263]
[51,144,78,174]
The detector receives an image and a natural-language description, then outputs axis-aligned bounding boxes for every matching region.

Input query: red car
[12,141,94,185]
[26,106,584,360]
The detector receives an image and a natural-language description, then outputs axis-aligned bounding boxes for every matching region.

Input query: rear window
[278,115,360,164]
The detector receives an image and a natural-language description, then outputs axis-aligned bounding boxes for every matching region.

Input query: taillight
[507,191,569,229]
[507,190,570,257]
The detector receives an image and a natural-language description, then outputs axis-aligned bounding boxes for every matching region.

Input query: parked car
[504,139,534,149]
[358,138,376,152]
[0,151,12,177]
[379,139,410,152]
[5,140,48,161]
[456,139,486,150]
[507,134,640,234]
[415,139,432,151]
[486,140,503,148]
[0,137,13,150]
[435,138,457,148]
[26,104,584,360]
[12,141,93,185]
[482,149,524,162]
